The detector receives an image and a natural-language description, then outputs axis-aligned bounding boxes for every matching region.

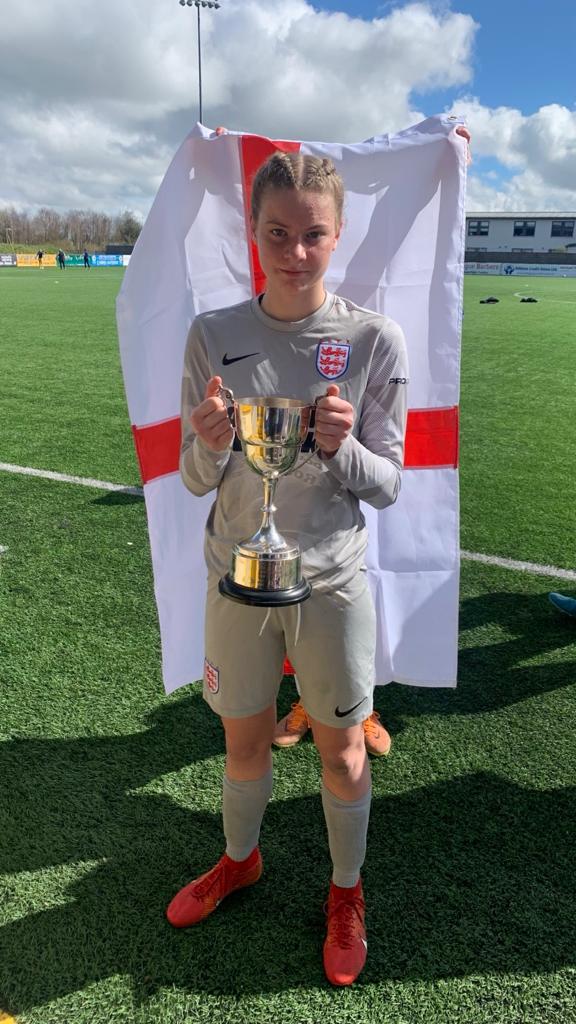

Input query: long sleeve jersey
[180,291,409,592]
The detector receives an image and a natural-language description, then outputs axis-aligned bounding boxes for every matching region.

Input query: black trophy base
[218,574,312,607]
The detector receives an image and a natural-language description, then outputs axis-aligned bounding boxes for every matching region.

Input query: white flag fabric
[116,117,467,694]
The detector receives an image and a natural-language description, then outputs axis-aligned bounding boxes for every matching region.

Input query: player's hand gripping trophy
[217,387,317,606]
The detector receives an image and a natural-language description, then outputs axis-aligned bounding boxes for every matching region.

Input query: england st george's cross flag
[116,116,467,694]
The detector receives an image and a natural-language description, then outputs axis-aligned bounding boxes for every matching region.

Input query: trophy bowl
[218,391,316,607]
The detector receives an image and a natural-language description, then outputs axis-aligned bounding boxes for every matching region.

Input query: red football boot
[323,879,367,986]
[166,847,262,927]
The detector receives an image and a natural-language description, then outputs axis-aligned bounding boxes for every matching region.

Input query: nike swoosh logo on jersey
[222,351,260,365]
[334,697,367,718]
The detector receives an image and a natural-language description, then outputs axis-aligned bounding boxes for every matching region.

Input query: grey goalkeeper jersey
[180,292,409,592]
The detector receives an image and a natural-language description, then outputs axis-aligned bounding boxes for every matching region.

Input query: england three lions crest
[203,658,220,694]
[316,340,351,380]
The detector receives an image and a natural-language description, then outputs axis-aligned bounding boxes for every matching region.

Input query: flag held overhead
[117,117,467,693]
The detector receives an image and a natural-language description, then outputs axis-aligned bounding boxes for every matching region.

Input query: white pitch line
[460,550,576,582]
[513,289,576,305]
[1,460,574,582]
[0,462,143,497]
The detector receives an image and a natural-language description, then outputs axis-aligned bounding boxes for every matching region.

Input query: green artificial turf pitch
[0,268,575,1024]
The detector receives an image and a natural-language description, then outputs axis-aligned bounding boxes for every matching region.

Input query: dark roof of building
[466,212,576,220]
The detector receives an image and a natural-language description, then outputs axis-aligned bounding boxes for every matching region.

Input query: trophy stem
[261,472,277,529]
[253,472,286,551]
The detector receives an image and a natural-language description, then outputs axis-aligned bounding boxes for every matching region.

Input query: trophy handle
[218,385,236,426]
[294,396,321,469]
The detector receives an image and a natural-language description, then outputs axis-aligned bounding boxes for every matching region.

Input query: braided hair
[251,152,344,229]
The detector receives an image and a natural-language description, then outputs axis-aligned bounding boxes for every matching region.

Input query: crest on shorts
[204,658,220,694]
[316,340,350,380]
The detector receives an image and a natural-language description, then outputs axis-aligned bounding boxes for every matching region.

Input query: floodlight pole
[179,0,221,125]
[196,3,203,123]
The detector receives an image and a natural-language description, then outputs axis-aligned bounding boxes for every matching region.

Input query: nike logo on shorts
[222,351,260,365]
[334,697,367,718]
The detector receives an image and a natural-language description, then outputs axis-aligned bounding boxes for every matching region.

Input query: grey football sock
[222,768,273,862]
[321,781,372,888]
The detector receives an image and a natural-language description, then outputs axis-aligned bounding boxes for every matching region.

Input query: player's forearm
[320,434,402,509]
[179,319,231,495]
[180,437,230,496]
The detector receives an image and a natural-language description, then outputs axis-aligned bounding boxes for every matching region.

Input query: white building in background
[466,213,576,253]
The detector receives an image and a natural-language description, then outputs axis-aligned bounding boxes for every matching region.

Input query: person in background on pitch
[166,150,409,987]
[83,249,91,269]
[36,249,44,266]
[57,248,66,270]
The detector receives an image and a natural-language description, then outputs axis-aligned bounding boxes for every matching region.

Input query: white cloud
[0,0,575,217]
[466,169,576,214]
[0,0,476,215]
[452,98,576,211]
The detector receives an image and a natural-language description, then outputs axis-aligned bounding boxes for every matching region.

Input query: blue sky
[0,0,575,215]
[318,0,575,114]
[417,1,574,114]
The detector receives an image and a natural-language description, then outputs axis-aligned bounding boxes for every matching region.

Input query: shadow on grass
[1,688,576,1014]
[92,491,144,506]
[377,589,576,736]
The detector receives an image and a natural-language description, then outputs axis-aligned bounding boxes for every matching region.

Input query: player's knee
[321,742,365,783]
[226,736,271,770]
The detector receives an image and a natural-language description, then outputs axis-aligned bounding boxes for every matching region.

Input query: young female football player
[167,150,409,986]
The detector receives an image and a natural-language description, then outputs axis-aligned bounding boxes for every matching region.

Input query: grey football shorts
[202,570,376,728]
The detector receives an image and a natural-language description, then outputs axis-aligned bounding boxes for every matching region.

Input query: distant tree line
[0,207,142,250]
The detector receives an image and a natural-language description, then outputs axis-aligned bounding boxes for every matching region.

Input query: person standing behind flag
[274,670,392,754]
[166,151,409,987]
[272,122,472,759]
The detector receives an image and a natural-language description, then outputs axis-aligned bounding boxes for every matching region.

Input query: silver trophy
[218,387,317,606]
